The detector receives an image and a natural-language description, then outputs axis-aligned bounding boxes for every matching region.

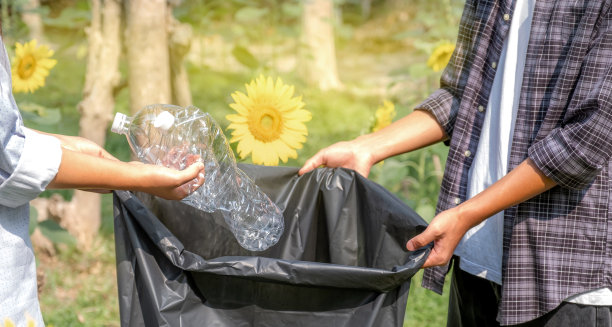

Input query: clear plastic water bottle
[111,104,284,251]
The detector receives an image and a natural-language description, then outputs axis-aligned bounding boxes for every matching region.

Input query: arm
[406,158,557,268]
[298,109,448,177]
[34,129,118,161]
[48,147,205,201]
[33,129,206,198]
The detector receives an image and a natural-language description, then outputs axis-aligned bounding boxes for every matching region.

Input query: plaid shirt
[416,0,612,324]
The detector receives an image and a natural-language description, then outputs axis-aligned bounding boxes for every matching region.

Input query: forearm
[406,158,558,266]
[456,158,557,230]
[48,148,147,190]
[357,109,447,163]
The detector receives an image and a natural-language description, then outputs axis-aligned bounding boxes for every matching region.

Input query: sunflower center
[248,106,283,143]
[18,54,37,79]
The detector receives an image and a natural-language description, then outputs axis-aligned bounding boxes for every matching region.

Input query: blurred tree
[30,0,122,248]
[125,0,171,113]
[361,0,371,19]
[168,0,193,107]
[300,0,341,90]
[21,0,44,41]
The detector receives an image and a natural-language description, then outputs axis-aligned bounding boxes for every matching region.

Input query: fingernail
[198,172,205,179]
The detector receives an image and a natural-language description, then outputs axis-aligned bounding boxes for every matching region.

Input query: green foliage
[38,219,77,245]
[405,270,451,326]
[370,144,447,221]
[42,5,90,29]
[18,102,62,125]
[232,45,260,69]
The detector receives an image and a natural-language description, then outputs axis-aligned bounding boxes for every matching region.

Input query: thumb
[406,230,433,251]
[178,161,205,183]
[298,156,322,176]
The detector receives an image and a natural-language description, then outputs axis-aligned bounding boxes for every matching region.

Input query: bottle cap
[111,112,128,134]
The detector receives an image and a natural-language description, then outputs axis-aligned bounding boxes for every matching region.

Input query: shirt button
[454,197,461,205]
[491,61,497,69]
[464,150,471,157]
[478,105,485,112]
[503,13,510,21]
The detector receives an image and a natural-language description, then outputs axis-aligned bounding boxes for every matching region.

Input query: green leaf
[20,108,62,125]
[18,101,46,115]
[29,207,38,235]
[234,6,268,23]
[38,220,76,245]
[232,45,259,69]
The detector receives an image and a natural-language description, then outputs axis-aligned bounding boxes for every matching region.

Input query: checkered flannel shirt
[416,0,612,324]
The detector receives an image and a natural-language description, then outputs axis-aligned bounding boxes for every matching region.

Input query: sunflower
[226,75,311,166]
[427,42,455,72]
[371,100,396,133]
[2,315,37,327]
[11,40,57,93]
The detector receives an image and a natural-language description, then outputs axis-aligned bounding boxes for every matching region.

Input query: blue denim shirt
[0,38,62,326]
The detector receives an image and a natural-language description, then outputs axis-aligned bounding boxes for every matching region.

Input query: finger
[177,161,205,184]
[298,153,324,176]
[190,171,206,193]
[421,248,452,268]
[185,154,203,166]
[406,230,433,252]
[129,161,146,165]
[99,148,119,161]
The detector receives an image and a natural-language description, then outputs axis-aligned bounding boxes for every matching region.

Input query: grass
[37,195,119,327]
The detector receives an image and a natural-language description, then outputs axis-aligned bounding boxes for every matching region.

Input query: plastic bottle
[111,104,284,251]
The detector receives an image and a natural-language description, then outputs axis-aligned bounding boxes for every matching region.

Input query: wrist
[353,134,382,166]
[454,201,483,233]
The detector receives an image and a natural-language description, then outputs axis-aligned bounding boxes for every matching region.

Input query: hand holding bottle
[111,104,284,251]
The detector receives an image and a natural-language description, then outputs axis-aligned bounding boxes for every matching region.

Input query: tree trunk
[361,0,372,19]
[125,0,171,113]
[21,0,44,41]
[300,0,341,90]
[32,0,122,248]
[168,13,193,107]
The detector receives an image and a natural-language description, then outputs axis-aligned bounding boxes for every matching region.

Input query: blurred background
[1,0,464,325]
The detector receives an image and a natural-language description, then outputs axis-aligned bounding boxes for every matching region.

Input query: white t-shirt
[454,0,535,286]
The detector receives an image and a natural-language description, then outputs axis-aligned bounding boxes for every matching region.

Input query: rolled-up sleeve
[528,10,612,190]
[0,127,62,208]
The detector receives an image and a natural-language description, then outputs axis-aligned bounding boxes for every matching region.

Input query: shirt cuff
[528,128,600,190]
[414,88,457,139]
[0,128,62,208]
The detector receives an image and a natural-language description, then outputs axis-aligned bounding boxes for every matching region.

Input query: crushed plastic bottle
[111,104,284,251]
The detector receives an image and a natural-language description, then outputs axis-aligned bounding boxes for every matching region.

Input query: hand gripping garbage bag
[113,165,431,327]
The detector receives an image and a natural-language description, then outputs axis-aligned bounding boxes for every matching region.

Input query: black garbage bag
[113,165,430,327]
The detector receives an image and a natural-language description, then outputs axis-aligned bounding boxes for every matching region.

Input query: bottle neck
[111,112,132,135]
